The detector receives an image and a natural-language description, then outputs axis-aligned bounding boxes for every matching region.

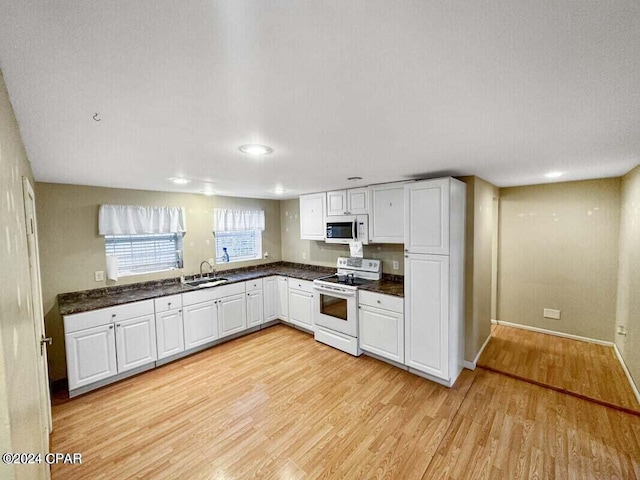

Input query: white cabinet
[405,178,450,255]
[405,254,449,379]
[326,188,369,216]
[218,293,247,338]
[183,301,218,349]
[263,276,278,322]
[115,314,158,373]
[65,323,117,390]
[300,192,326,240]
[358,291,404,364]
[156,308,185,360]
[369,183,405,243]
[277,277,289,321]
[288,280,314,331]
[247,289,264,327]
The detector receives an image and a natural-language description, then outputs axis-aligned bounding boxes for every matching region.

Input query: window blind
[105,233,183,275]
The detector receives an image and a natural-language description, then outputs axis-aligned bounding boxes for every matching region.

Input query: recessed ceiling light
[239,144,273,156]
[202,190,216,196]
[544,171,564,179]
[347,176,363,181]
[170,177,190,185]
[274,186,285,195]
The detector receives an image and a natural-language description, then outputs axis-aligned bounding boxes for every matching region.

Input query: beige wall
[0,72,47,479]
[280,198,405,274]
[460,177,499,362]
[615,165,640,389]
[497,178,621,341]
[35,183,281,381]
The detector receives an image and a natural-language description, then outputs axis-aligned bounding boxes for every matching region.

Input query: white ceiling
[1,1,639,199]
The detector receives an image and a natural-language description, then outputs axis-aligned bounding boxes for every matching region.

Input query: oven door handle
[313,285,357,297]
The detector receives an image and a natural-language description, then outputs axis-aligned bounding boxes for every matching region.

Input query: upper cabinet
[326,188,369,216]
[404,178,450,255]
[299,192,326,240]
[369,183,405,244]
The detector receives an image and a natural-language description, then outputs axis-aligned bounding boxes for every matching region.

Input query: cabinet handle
[178,309,182,313]
[116,323,121,327]
[168,302,172,307]
[111,314,116,318]
[404,249,408,252]
[377,300,381,304]
[109,325,114,330]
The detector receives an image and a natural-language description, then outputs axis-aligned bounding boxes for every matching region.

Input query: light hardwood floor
[51,325,640,479]
[478,324,640,412]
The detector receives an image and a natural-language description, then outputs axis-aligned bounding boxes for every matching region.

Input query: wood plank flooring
[478,324,640,412]
[50,324,640,479]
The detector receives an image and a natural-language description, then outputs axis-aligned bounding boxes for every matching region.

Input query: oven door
[313,285,358,337]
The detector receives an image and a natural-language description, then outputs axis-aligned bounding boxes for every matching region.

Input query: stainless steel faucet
[199,261,215,278]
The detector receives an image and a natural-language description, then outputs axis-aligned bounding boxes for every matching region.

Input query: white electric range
[312,257,381,356]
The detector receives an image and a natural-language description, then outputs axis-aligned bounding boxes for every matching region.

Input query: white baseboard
[492,319,614,347]
[613,344,640,407]
[491,319,498,325]
[463,333,492,370]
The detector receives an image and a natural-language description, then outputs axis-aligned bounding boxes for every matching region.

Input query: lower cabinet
[156,308,185,359]
[358,292,404,364]
[218,293,247,338]
[115,314,158,373]
[247,289,264,327]
[288,281,314,331]
[262,276,278,322]
[183,301,218,349]
[65,323,117,390]
[277,277,289,321]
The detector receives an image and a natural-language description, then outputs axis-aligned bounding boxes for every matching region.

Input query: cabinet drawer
[289,279,314,294]
[64,300,154,334]
[358,291,403,313]
[245,279,263,292]
[154,294,183,313]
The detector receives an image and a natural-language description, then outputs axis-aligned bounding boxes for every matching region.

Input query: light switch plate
[392,261,399,270]
[94,271,104,282]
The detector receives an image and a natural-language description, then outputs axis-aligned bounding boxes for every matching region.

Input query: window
[105,233,184,276]
[214,230,262,264]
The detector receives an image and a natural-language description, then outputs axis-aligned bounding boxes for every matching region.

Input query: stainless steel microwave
[325,215,369,244]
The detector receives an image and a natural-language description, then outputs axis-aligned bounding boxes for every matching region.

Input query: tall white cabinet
[299,192,326,240]
[404,178,465,387]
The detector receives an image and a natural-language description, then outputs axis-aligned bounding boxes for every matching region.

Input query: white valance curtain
[98,204,187,235]
[213,209,265,232]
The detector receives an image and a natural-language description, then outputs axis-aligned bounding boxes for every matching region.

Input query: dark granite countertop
[58,261,404,316]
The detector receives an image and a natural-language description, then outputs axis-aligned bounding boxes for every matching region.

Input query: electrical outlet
[543,308,561,320]
[617,325,627,336]
[302,252,307,260]
[392,261,399,270]
[208,258,215,265]
[263,251,269,259]
[94,270,104,282]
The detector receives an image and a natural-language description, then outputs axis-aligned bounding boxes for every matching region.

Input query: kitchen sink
[184,278,228,288]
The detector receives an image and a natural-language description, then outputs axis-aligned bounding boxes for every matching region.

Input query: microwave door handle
[352,220,356,240]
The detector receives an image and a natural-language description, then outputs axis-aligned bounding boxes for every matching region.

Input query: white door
[405,254,449,380]
[247,290,264,327]
[22,177,52,444]
[347,188,369,215]
[326,190,347,216]
[405,179,450,255]
[263,277,278,322]
[289,289,314,330]
[370,183,405,243]
[218,293,247,337]
[156,309,185,359]
[359,304,404,364]
[299,192,326,240]
[277,277,289,321]
[65,324,117,390]
[115,314,157,373]
[183,301,218,349]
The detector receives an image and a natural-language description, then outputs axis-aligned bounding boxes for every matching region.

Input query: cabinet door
[219,293,247,338]
[65,323,117,390]
[277,277,289,321]
[247,290,264,327]
[359,304,404,364]
[183,301,218,349]
[326,190,347,216]
[405,254,449,380]
[370,183,405,243]
[263,277,278,322]
[115,314,158,373]
[300,192,326,240]
[156,308,185,359]
[347,188,369,215]
[405,179,450,255]
[289,289,314,330]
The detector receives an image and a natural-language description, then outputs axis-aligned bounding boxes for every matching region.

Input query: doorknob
[40,335,52,355]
